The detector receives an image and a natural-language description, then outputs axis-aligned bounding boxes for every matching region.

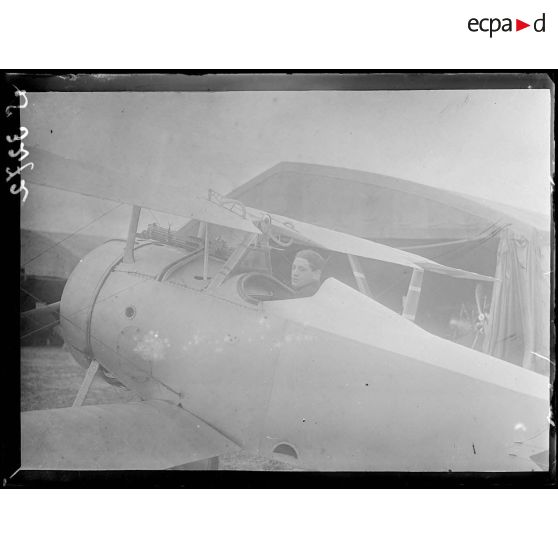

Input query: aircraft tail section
[264,278,548,401]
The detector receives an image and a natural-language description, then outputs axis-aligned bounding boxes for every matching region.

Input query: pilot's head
[291,249,325,290]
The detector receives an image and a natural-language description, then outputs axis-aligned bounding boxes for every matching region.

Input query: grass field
[21,346,300,471]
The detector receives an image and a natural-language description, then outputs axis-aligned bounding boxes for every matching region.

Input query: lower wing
[21,400,238,470]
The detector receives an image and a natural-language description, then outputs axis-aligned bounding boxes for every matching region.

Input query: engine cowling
[60,239,127,365]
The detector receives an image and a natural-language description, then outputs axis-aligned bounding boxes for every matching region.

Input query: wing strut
[123,205,141,264]
[203,223,210,280]
[402,269,424,321]
[207,232,259,291]
[348,254,372,297]
[72,360,100,407]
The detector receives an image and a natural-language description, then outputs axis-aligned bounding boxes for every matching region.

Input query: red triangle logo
[516,19,530,31]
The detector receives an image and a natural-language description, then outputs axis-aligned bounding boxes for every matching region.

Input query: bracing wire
[22,203,124,268]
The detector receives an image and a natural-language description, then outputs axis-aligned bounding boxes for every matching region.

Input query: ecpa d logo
[468,13,545,37]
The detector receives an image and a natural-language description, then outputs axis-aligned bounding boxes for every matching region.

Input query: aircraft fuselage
[60,240,549,471]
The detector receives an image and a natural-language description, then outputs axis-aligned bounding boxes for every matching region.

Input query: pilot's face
[291,257,319,289]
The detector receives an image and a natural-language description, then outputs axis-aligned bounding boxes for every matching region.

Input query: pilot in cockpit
[290,249,325,298]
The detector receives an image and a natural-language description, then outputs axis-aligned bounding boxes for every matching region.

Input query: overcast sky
[21,89,551,237]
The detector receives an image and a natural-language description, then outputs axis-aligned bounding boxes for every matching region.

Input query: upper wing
[27,147,493,280]
[27,146,259,234]
[21,399,238,470]
[243,206,495,281]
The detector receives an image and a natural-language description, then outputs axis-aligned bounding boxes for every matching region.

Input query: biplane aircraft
[20,147,549,472]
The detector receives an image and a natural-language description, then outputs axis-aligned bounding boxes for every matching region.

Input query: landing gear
[100,366,126,388]
[72,360,100,407]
